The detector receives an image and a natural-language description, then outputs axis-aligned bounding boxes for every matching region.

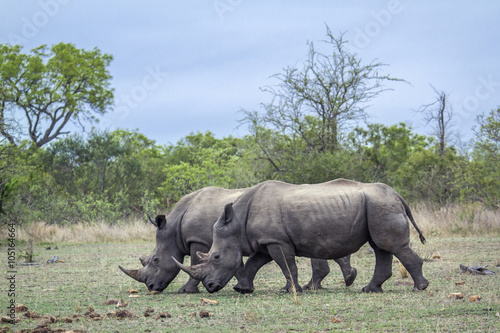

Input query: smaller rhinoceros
[119,186,357,293]
[174,179,429,294]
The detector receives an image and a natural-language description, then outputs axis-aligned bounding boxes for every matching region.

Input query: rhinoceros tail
[398,195,426,244]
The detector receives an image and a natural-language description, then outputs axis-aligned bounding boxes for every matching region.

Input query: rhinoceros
[174,179,429,294]
[119,186,357,293]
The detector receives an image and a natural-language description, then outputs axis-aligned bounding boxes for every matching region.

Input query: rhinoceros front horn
[172,257,203,280]
[118,265,144,283]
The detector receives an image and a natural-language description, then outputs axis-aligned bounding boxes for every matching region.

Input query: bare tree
[241,26,405,153]
[417,85,454,157]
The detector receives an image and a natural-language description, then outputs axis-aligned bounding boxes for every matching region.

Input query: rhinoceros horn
[196,251,209,263]
[172,257,203,280]
[118,265,144,283]
[139,254,150,267]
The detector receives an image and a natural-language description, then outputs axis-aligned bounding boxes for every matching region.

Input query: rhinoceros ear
[147,214,157,227]
[222,203,234,225]
[155,215,167,229]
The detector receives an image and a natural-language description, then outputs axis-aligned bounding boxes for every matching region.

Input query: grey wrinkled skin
[175,179,429,294]
[119,186,356,293]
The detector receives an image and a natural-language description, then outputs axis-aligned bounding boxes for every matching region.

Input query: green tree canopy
[455,107,500,209]
[0,43,114,147]
[160,131,253,203]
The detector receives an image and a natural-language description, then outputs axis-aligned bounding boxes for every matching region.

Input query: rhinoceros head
[174,203,243,293]
[119,214,183,292]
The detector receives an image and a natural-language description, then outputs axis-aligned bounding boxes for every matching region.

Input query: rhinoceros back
[180,187,247,250]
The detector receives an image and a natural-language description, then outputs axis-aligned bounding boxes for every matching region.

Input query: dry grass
[4,238,499,332]
[398,261,409,279]
[412,202,500,237]
[4,203,499,244]
[14,220,155,244]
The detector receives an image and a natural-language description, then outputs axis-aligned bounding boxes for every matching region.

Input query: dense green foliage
[1,108,498,224]
[0,36,498,225]
[0,42,114,147]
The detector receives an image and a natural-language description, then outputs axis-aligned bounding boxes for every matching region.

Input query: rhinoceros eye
[213,253,221,260]
[151,255,159,264]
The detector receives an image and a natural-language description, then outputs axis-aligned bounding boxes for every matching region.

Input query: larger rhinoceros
[174,179,429,294]
[119,186,357,293]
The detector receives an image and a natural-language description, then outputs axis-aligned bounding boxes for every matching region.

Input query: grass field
[1,236,499,332]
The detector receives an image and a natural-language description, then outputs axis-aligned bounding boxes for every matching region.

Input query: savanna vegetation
[1,33,498,230]
[1,237,499,332]
[0,25,499,333]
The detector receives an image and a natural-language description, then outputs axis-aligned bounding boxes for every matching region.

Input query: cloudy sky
[1,1,499,145]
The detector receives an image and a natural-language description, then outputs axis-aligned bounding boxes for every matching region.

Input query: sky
[1,0,499,146]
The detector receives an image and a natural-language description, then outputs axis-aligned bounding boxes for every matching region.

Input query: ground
[1,237,499,332]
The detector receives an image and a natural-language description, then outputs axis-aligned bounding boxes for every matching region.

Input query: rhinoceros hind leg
[362,244,393,293]
[343,266,357,287]
[334,256,357,287]
[394,248,429,292]
[303,258,329,290]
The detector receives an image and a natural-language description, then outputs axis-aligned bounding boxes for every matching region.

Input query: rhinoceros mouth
[148,284,168,293]
[204,280,224,293]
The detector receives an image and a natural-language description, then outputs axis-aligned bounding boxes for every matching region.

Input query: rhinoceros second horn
[172,257,203,280]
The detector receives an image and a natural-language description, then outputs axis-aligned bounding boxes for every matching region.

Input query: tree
[241,26,404,153]
[416,85,454,157]
[348,123,429,184]
[475,106,500,155]
[455,107,500,209]
[0,139,14,216]
[39,129,167,222]
[160,132,253,203]
[0,43,114,147]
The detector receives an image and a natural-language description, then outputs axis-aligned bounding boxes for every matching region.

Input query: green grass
[1,237,499,332]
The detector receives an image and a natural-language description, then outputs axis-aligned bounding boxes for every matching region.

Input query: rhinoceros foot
[280,284,303,294]
[302,281,325,291]
[412,277,429,292]
[361,285,383,293]
[232,284,254,294]
[344,267,357,287]
[177,284,201,294]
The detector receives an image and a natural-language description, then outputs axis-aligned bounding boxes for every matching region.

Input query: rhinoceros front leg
[177,243,209,294]
[267,244,303,293]
[233,252,272,294]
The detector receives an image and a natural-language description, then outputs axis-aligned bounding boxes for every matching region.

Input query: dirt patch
[106,310,137,319]
[155,312,172,320]
[144,307,154,317]
[9,303,146,332]
[15,324,86,333]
